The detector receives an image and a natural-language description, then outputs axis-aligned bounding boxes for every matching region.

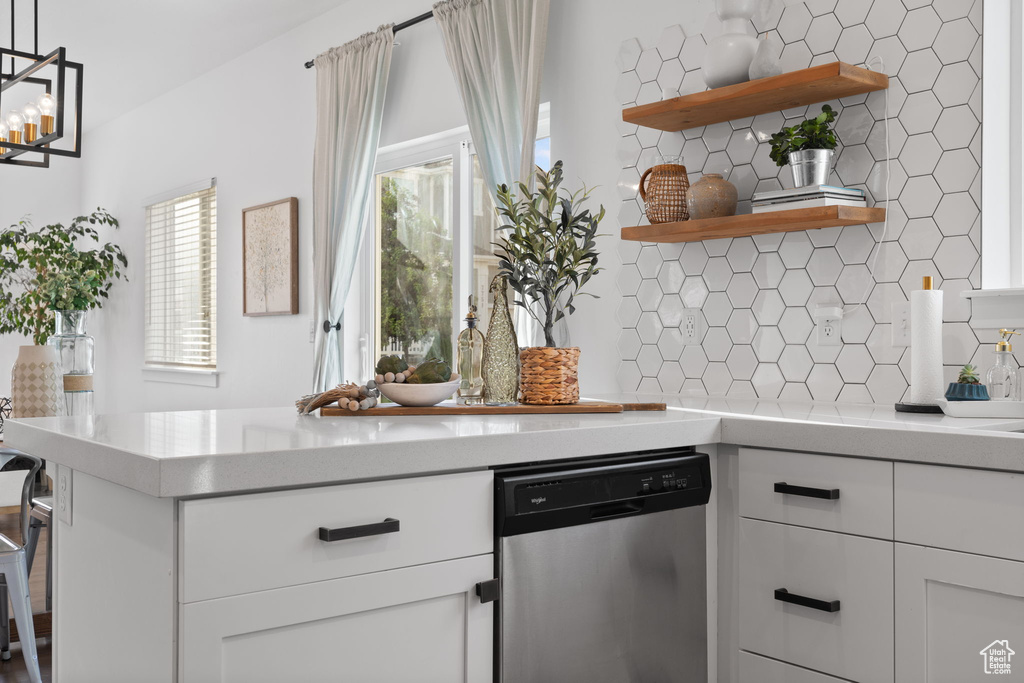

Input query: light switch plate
[57,465,72,526]
[892,301,911,347]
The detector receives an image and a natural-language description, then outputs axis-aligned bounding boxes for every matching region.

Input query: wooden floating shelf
[620,206,886,244]
[623,62,889,132]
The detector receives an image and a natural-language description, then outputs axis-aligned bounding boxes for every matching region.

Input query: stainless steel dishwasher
[495,448,712,682]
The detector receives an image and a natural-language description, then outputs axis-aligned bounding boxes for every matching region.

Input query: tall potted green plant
[0,209,127,416]
[769,104,839,188]
[494,161,605,404]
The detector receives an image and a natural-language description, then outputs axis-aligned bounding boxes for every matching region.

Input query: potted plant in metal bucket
[769,104,838,187]
[494,161,605,405]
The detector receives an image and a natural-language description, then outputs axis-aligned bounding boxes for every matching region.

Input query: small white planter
[11,344,65,418]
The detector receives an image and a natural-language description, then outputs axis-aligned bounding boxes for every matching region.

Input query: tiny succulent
[769,105,839,167]
[956,364,981,384]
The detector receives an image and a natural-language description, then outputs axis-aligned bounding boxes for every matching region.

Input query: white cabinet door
[896,543,1024,682]
[181,555,494,683]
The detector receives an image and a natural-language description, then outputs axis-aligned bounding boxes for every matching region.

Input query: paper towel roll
[910,288,944,404]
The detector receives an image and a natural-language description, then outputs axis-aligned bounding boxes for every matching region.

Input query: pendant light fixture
[0,0,83,167]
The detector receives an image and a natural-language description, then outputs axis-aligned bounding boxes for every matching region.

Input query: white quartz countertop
[7,394,1024,498]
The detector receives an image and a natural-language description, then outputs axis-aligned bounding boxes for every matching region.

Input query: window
[363,118,550,371]
[144,182,217,369]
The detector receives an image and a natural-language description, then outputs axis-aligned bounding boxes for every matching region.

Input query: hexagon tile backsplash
[615,0,990,403]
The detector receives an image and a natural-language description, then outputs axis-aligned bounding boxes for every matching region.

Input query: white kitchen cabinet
[181,554,494,683]
[895,543,1024,683]
[738,651,847,682]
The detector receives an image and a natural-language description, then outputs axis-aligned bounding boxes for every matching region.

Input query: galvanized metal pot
[788,149,834,187]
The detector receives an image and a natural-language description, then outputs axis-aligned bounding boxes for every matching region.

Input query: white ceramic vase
[11,345,65,418]
[702,0,760,89]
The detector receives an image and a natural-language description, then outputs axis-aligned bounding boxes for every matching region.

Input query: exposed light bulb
[37,93,56,116]
[0,121,7,155]
[22,103,40,125]
[5,110,24,131]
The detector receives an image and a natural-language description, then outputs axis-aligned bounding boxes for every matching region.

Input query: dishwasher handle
[590,500,645,520]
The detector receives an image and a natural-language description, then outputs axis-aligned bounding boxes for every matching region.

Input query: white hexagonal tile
[637,246,663,278]
[868,77,908,120]
[865,364,906,404]
[806,0,838,15]
[727,345,758,381]
[779,41,813,73]
[753,230,785,253]
[776,232,812,269]
[749,289,784,327]
[867,282,905,323]
[752,327,786,363]
[899,260,943,299]
[934,192,979,236]
[934,149,978,194]
[637,123,662,149]
[616,167,641,200]
[837,384,873,404]
[837,225,876,265]
[933,61,979,107]
[618,135,643,169]
[616,38,643,72]
[637,344,663,376]
[870,36,908,76]
[636,81,663,106]
[681,378,707,395]
[899,7,941,52]
[753,0,785,32]
[867,324,905,364]
[704,326,733,362]
[834,105,873,148]
[703,121,733,153]
[900,91,942,135]
[637,279,664,312]
[679,241,709,275]
[835,0,872,25]
[617,296,642,328]
[899,49,942,93]
[617,361,642,391]
[679,344,709,378]
[636,48,662,83]
[703,291,733,327]
[779,306,814,344]
[637,311,664,347]
[658,327,685,362]
[753,148,783,180]
[679,69,707,97]
[657,58,686,96]
[900,133,942,176]
[778,3,812,42]
[933,235,978,279]
[638,377,662,392]
[751,112,786,145]
[778,382,812,401]
[835,24,873,64]
[617,264,642,297]
[726,309,758,345]
[836,144,874,185]
[618,329,642,360]
[729,163,759,204]
[934,0,974,21]
[657,242,684,262]
[615,70,642,105]
[748,253,783,290]
[805,13,842,54]
[933,105,978,150]
[658,361,685,393]
[900,176,943,218]
[867,157,908,202]
[681,137,710,172]
[749,363,784,398]
[843,304,874,343]
[870,241,909,283]
[900,218,942,260]
[806,364,844,401]
[867,118,907,163]
[680,275,710,309]
[658,131,686,160]
[703,257,733,292]
[679,35,706,71]
[618,238,642,266]
[806,247,844,286]
[836,344,874,383]
[806,284,842,314]
[702,362,732,395]
[934,18,977,65]
[658,293,685,328]
[778,344,813,382]
[866,0,907,38]
[656,261,684,295]
[704,237,732,257]
[779,269,814,306]
[657,25,686,60]
[807,226,842,248]
[704,151,733,178]
[837,264,873,303]
[940,278,973,323]
[725,237,757,273]
[726,129,758,167]
[942,321,978,366]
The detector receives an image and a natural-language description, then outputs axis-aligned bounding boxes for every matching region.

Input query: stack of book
[752,185,866,214]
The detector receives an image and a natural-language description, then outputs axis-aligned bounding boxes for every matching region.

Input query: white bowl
[377,374,461,407]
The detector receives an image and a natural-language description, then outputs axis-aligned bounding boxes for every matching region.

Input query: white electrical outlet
[309,319,316,343]
[681,308,702,345]
[891,301,911,347]
[815,305,843,346]
[57,465,72,526]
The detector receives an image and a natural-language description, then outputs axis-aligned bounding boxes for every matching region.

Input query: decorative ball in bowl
[377,374,461,407]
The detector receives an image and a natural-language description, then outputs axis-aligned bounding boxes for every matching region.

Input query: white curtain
[312,26,395,392]
[433,0,550,198]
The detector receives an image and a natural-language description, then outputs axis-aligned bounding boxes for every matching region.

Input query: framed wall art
[242,197,299,316]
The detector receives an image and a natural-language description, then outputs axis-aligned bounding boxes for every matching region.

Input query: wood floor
[0,509,51,682]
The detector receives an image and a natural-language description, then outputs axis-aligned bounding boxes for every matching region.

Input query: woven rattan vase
[519,347,581,405]
[639,163,689,224]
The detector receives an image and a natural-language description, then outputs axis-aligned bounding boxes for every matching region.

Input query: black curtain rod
[303,10,433,69]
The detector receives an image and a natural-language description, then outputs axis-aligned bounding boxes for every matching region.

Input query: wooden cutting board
[319,401,667,417]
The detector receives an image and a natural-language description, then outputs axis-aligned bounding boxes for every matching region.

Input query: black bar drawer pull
[774,482,840,500]
[774,588,840,613]
[319,518,400,542]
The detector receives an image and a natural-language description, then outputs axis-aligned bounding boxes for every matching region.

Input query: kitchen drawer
[739,518,894,683]
[895,462,1024,561]
[738,651,847,683]
[180,470,493,603]
[739,448,893,539]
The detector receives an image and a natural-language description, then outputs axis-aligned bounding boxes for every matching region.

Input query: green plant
[957,364,981,384]
[0,209,128,345]
[494,160,605,348]
[769,104,839,167]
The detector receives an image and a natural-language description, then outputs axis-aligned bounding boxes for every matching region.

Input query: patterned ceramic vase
[686,173,738,219]
[11,345,65,418]
[481,275,520,405]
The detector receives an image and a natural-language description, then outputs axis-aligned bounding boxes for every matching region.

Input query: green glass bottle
[482,275,520,405]
[457,297,485,405]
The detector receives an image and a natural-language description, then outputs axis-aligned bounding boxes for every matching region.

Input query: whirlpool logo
[530,497,547,506]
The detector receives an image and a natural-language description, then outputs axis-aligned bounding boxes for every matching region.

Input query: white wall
[13,0,703,413]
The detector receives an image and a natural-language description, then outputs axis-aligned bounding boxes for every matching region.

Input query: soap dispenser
[986,329,1020,401]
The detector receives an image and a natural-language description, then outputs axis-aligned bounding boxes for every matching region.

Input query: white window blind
[145,185,217,368]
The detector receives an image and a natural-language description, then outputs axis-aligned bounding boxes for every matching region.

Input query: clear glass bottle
[482,275,520,405]
[986,329,1020,401]
[456,298,485,405]
[47,310,95,416]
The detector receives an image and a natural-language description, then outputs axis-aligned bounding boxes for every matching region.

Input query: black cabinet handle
[774,588,840,613]
[774,482,840,500]
[319,518,400,542]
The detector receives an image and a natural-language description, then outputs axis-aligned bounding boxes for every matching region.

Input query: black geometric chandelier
[0,0,82,167]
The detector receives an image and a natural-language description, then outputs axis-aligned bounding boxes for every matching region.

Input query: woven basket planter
[519,347,580,405]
